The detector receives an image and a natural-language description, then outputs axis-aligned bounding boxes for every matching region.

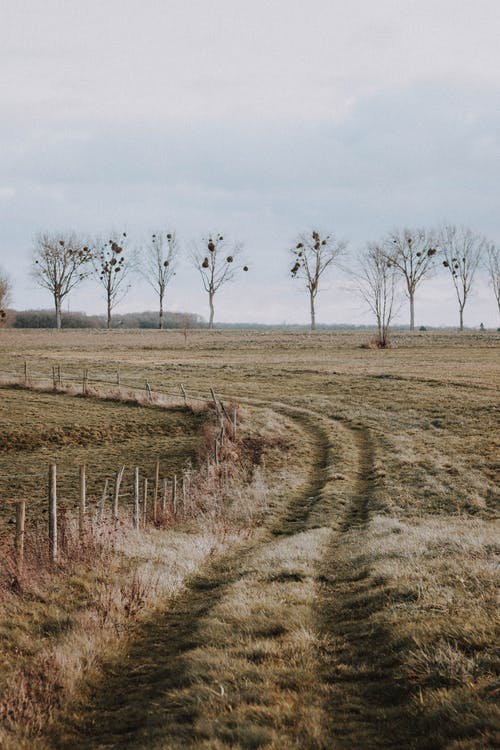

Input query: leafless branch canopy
[439,225,486,329]
[140,231,178,295]
[290,230,346,294]
[32,232,92,328]
[139,231,178,328]
[356,243,400,347]
[92,232,131,328]
[383,227,438,330]
[290,229,346,329]
[191,234,247,327]
[384,228,437,294]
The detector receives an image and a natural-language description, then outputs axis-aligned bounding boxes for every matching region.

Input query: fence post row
[17,362,225,413]
[7,367,241,552]
[9,452,229,555]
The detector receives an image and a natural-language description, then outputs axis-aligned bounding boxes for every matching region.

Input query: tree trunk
[459,306,464,331]
[54,296,62,330]
[208,292,215,329]
[310,292,316,331]
[107,297,112,329]
[409,293,415,331]
[159,296,164,330]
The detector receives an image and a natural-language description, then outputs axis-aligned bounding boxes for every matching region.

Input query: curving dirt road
[52,406,420,750]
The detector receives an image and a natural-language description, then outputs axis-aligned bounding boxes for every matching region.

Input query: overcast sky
[1,0,499,327]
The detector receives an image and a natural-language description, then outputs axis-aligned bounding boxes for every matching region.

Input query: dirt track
[51,404,423,750]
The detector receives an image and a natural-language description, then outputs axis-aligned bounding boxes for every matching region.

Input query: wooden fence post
[162,477,167,513]
[210,388,221,419]
[171,475,177,514]
[113,466,125,526]
[82,369,89,395]
[146,381,152,401]
[79,464,86,539]
[58,365,62,388]
[52,366,57,389]
[182,472,187,511]
[48,464,57,562]
[143,478,148,527]
[180,384,188,407]
[133,468,140,530]
[153,460,159,524]
[15,501,26,565]
[24,361,28,386]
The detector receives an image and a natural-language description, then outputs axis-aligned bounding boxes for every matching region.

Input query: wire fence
[0,362,237,561]
[0,363,239,544]
[0,361,242,479]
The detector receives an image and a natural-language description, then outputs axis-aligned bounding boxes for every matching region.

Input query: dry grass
[0,378,308,749]
[317,513,499,749]
[0,328,498,749]
[0,385,204,523]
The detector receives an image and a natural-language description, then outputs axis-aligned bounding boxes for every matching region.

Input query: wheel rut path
[52,406,408,750]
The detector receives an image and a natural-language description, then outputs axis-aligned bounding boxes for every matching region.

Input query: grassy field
[0,387,205,523]
[0,328,498,749]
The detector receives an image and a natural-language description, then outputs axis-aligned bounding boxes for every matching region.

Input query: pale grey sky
[1,0,499,326]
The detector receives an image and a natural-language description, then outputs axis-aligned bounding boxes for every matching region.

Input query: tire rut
[52,407,332,750]
[53,404,409,750]
[316,419,418,749]
[338,422,376,533]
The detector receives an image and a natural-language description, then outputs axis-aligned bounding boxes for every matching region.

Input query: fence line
[0,363,238,487]
[11,458,221,564]
[2,364,240,564]
[2,362,216,404]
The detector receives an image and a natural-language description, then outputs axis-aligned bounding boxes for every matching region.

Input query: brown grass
[0,328,498,749]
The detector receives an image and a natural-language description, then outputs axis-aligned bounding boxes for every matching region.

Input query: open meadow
[0,328,498,749]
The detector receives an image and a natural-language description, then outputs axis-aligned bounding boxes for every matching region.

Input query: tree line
[0,225,499,342]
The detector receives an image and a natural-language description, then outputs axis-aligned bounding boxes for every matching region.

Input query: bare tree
[139,231,178,329]
[440,225,485,330]
[290,230,346,330]
[93,233,131,329]
[356,243,400,347]
[32,232,92,329]
[191,233,247,329]
[485,242,500,317]
[0,267,11,327]
[383,228,437,331]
